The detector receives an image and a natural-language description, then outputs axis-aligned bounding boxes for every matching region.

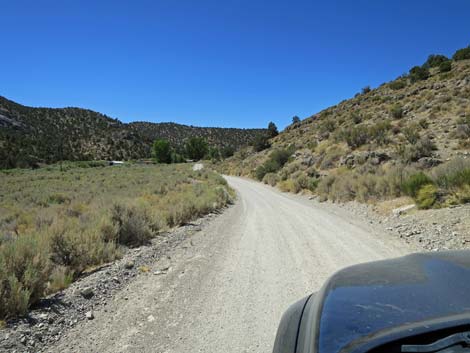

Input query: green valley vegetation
[0,162,234,319]
[151,136,235,163]
[0,96,267,169]
[219,44,470,209]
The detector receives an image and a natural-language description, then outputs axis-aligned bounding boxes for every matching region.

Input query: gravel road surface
[48,176,412,353]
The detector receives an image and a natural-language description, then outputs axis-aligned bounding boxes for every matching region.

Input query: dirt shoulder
[326,199,470,252]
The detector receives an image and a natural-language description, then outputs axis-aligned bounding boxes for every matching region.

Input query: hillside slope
[221,55,470,208]
[0,96,265,168]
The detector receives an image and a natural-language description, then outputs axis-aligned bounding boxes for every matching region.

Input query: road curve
[49,176,412,353]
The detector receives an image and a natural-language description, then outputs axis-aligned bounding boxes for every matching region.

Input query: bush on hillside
[389,79,407,90]
[351,113,362,124]
[262,173,280,186]
[402,124,420,144]
[252,133,271,152]
[394,135,436,163]
[439,60,452,73]
[409,66,430,83]
[416,184,439,209]
[453,46,470,61]
[402,172,433,198]
[390,105,404,119]
[432,159,470,189]
[341,126,369,148]
[220,146,235,159]
[369,120,391,145]
[254,148,292,180]
[270,149,291,167]
[418,118,429,129]
[424,54,449,68]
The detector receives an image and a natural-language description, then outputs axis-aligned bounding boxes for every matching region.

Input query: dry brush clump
[0,163,232,319]
[315,158,470,208]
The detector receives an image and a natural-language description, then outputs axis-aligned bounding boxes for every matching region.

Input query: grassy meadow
[0,162,233,320]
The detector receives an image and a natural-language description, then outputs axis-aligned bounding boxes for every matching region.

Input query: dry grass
[0,162,232,319]
[375,196,415,215]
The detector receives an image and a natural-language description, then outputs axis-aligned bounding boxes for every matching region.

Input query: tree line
[152,121,285,163]
[152,136,236,163]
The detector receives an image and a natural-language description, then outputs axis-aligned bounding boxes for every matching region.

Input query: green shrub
[185,137,209,160]
[262,173,280,186]
[308,178,319,192]
[252,133,271,152]
[255,148,292,180]
[220,146,235,159]
[418,119,429,129]
[111,204,158,247]
[424,54,449,68]
[351,113,362,124]
[48,193,71,204]
[278,179,300,193]
[287,172,319,193]
[255,165,268,181]
[318,118,336,134]
[409,66,430,83]
[369,120,391,145]
[433,159,470,189]
[0,234,51,319]
[416,184,438,209]
[390,105,404,119]
[402,172,433,198]
[49,220,119,275]
[452,46,470,61]
[402,124,420,144]
[396,137,436,163]
[270,149,291,167]
[152,139,172,164]
[319,145,346,169]
[341,126,369,148]
[439,60,452,73]
[389,80,407,90]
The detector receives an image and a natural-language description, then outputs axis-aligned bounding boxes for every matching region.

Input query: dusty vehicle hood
[316,251,470,353]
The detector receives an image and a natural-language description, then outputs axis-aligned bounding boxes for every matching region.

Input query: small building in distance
[109,160,125,166]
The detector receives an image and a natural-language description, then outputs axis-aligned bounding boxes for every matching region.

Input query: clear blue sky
[1,0,469,129]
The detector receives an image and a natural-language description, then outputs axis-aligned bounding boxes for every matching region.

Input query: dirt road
[49,176,412,353]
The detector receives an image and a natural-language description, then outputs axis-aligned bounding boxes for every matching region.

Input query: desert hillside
[220,49,470,209]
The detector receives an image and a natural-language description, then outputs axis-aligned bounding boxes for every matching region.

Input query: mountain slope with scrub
[221,46,470,209]
[0,96,266,168]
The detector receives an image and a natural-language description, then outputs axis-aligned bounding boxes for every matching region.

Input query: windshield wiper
[402,331,470,352]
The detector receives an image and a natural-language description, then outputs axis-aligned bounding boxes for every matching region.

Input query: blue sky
[1,0,469,129]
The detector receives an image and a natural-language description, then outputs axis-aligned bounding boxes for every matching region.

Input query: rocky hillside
[221,47,470,209]
[0,96,266,168]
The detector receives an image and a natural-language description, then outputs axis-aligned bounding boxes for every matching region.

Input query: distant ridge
[0,96,266,168]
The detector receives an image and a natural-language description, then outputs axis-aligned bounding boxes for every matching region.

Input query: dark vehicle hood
[315,251,470,353]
